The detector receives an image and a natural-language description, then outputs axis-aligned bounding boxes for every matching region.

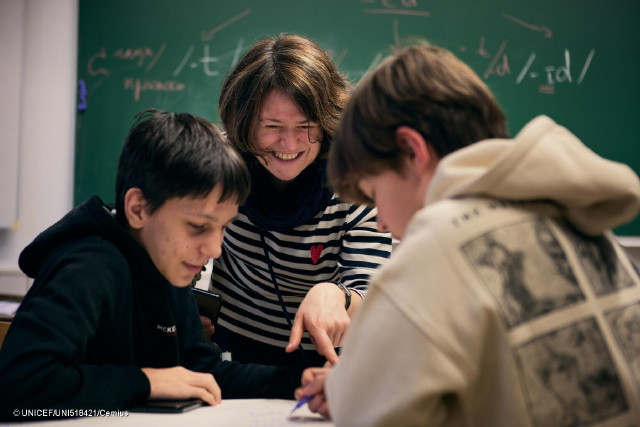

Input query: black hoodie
[0,196,301,420]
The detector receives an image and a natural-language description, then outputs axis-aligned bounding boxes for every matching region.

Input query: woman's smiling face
[254,87,322,183]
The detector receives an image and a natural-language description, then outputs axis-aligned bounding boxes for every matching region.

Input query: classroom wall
[0,0,77,295]
[0,0,638,297]
[0,1,21,229]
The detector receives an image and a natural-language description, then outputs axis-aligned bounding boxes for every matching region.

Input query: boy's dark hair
[328,42,509,204]
[218,34,349,159]
[115,109,250,224]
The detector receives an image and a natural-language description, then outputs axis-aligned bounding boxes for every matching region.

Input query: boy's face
[358,169,427,240]
[132,186,238,287]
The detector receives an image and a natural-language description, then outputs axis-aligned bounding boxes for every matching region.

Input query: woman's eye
[189,223,205,230]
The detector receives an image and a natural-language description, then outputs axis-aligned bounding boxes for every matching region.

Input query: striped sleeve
[339,203,393,293]
[210,195,392,349]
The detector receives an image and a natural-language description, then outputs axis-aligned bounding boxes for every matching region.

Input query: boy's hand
[294,367,332,419]
[142,366,221,407]
[286,282,353,365]
[200,315,215,340]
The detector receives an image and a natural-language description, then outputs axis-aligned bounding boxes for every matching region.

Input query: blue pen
[290,395,313,413]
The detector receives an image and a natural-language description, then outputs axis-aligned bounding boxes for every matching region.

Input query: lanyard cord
[259,231,307,361]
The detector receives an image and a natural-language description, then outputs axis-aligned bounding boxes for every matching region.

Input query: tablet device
[130,398,204,413]
[191,287,222,324]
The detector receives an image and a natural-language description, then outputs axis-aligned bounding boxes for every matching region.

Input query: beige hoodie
[427,115,640,235]
[326,116,640,427]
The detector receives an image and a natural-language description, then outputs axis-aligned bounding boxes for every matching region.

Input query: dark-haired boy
[0,110,300,420]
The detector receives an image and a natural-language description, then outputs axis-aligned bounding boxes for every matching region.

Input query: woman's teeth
[274,152,297,160]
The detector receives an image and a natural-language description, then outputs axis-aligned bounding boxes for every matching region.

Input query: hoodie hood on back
[19,196,131,278]
[426,115,640,236]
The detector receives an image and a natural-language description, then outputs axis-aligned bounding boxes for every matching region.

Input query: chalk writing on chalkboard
[462,37,596,94]
[81,1,598,102]
[87,45,166,76]
[501,13,553,38]
[362,0,430,17]
[86,38,596,102]
[74,0,640,236]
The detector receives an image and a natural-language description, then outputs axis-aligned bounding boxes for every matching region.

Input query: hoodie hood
[19,196,140,278]
[426,115,640,235]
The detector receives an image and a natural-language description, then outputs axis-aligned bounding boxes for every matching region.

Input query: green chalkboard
[76,0,640,235]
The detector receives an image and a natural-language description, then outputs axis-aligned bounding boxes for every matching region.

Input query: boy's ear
[395,126,435,175]
[124,188,150,230]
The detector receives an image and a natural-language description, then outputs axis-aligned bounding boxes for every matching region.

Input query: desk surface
[9,399,333,426]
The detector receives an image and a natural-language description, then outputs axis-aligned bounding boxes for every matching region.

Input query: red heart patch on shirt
[310,244,323,264]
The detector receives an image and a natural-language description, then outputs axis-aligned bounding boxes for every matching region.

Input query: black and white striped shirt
[210,195,392,350]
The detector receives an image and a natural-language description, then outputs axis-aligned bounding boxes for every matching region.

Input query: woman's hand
[286,282,359,365]
[141,366,221,407]
[294,367,332,419]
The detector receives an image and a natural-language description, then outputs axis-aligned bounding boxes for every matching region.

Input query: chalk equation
[463,37,596,95]
[80,1,596,103]
[83,39,596,103]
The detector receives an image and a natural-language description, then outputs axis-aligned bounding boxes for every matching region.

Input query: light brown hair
[328,42,508,204]
[218,34,349,159]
